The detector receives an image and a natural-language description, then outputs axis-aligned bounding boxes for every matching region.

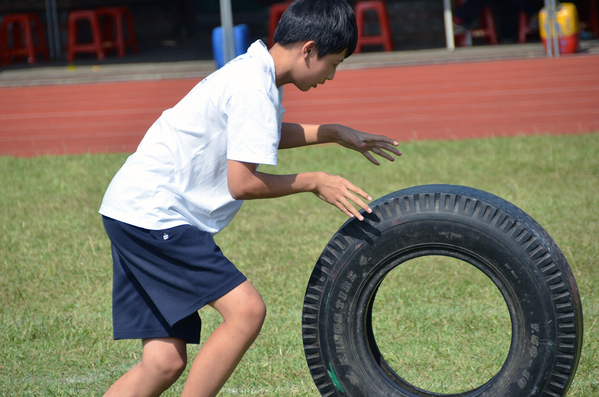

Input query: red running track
[1,55,598,157]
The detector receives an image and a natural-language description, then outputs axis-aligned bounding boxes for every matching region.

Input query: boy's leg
[104,337,187,397]
[181,280,267,397]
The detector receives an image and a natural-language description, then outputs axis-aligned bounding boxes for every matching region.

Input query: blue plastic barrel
[212,24,251,69]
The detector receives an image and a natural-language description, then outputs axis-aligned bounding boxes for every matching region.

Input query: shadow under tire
[302,184,583,397]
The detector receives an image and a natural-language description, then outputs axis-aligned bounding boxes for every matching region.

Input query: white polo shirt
[100,40,285,234]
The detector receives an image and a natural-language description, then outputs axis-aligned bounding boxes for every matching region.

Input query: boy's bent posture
[99,0,401,396]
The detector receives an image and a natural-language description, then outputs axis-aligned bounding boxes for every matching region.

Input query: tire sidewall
[319,215,553,397]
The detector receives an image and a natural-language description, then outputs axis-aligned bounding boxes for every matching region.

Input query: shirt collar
[247,40,276,82]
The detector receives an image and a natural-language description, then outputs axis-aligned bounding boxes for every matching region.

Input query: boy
[99,0,401,395]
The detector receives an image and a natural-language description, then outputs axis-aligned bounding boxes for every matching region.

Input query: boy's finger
[381,143,402,156]
[365,135,399,147]
[371,147,397,162]
[339,199,366,221]
[338,205,356,219]
[371,141,402,155]
[344,191,372,214]
[363,152,381,166]
[346,184,372,202]
[380,137,399,147]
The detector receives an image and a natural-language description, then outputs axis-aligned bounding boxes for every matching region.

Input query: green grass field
[1,133,598,396]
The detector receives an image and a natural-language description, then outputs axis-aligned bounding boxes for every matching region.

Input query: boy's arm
[279,122,402,165]
[227,160,373,221]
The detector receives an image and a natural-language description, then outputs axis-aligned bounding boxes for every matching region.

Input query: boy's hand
[331,124,402,166]
[314,172,372,221]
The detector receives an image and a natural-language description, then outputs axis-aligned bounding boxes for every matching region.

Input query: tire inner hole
[371,255,512,394]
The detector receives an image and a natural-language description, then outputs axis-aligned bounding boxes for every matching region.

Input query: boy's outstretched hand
[312,172,373,221]
[248,123,402,221]
[330,124,402,166]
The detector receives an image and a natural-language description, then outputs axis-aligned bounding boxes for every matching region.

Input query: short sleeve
[225,89,280,166]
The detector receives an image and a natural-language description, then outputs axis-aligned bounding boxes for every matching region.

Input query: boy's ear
[301,40,318,59]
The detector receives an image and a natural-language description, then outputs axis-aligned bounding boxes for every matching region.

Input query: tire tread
[302,185,582,397]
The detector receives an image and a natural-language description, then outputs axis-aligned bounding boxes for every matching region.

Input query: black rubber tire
[302,184,583,397]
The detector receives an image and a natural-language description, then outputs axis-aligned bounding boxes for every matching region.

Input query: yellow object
[539,2,579,39]
[539,2,579,54]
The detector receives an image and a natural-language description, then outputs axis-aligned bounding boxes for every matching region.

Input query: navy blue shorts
[102,216,247,344]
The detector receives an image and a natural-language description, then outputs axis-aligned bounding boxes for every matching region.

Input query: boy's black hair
[273,0,358,58]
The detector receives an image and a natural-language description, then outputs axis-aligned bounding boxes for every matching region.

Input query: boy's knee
[142,339,187,383]
[252,296,267,327]
[232,292,267,342]
[240,293,267,335]
[145,353,186,383]
[214,281,267,338]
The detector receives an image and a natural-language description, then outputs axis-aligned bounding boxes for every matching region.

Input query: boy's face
[294,45,347,92]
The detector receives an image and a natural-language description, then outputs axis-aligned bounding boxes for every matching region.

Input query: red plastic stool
[454,1,498,46]
[66,9,105,62]
[354,1,393,53]
[96,6,138,57]
[0,13,49,65]
[517,11,537,43]
[268,2,292,47]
